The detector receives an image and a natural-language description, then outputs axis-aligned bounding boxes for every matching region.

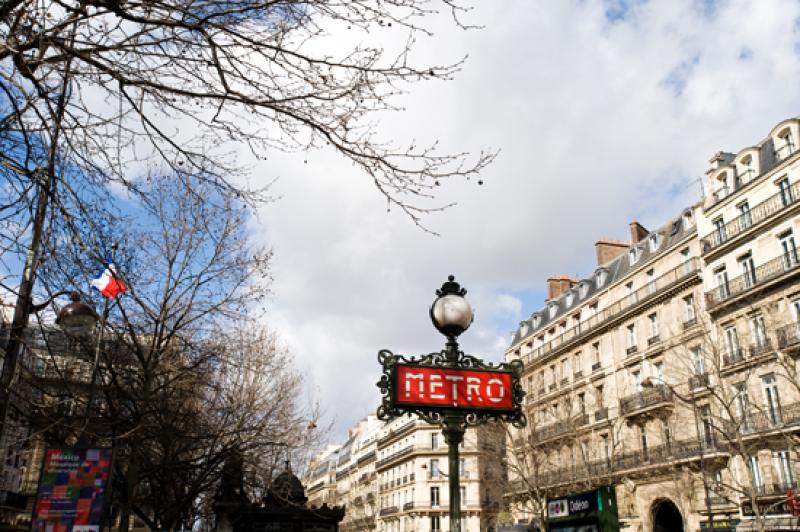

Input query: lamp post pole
[442,337,463,532]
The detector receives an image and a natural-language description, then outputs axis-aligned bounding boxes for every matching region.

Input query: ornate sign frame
[376,348,527,428]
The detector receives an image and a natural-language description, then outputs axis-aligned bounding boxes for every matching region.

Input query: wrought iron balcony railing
[724,402,800,436]
[620,384,672,416]
[521,259,699,364]
[702,178,800,253]
[689,373,709,389]
[706,253,800,309]
[777,322,800,350]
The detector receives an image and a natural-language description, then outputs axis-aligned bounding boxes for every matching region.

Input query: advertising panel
[31,447,113,532]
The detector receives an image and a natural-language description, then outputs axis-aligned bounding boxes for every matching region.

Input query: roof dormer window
[739,154,754,183]
[682,209,694,229]
[548,302,559,319]
[532,314,541,328]
[595,269,608,287]
[777,128,796,160]
[628,247,641,265]
[578,281,589,299]
[565,290,575,307]
[649,233,661,252]
[519,321,529,337]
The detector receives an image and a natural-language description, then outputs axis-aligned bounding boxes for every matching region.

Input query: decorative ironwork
[376,348,526,428]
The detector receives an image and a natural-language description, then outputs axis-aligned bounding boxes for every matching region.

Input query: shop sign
[699,519,739,531]
[547,490,600,518]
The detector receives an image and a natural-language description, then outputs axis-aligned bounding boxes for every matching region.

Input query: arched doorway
[651,499,683,532]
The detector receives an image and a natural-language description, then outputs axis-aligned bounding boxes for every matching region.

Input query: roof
[509,206,697,348]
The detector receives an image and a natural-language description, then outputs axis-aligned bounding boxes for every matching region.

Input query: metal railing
[379,506,398,516]
[626,345,638,355]
[724,401,800,436]
[594,407,609,421]
[701,179,800,253]
[522,259,699,364]
[706,253,800,308]
[375,445,414,469]
[619,384,672,416]
[403,502,414,511]
[532,413,590,443]
[647,335,661,346]
[592,362,602,372]
[777,322,800,349]
[689,373,709,389]
[722,348,745,368]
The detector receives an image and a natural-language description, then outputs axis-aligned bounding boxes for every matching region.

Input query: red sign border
[390,362,519,416]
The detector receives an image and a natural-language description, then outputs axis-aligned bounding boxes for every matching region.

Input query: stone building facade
[504,116,800,532]
[306,415,504,532]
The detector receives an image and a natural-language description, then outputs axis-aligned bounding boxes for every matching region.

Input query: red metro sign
[394,364,515,414]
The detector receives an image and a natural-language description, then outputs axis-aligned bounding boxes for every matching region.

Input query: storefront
[545,487,619,532]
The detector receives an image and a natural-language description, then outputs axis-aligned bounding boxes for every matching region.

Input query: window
[625,281,636,305]
[627,324,636,348]
[577,392,586,415]
[734,383,751,430]
[574,351,582,375]
[750,315,767,350]
[460,486,466,506]
[725,326,740,358]
[648,313,659,339]
[565,291,575,307]
[713,217,727,244]
[684,295,696,322]
[739,253,756,288]
[682,210,694,228]
[691,346,705,375]
[738,201,752,229]
[596,269,607,287]
[430,487,440,507]
[715,267,730,299]
[601,434,610,465]
[629,247,641,265]
[649,233,661,252]
[561,359,569,382]
[429,459,440,479]
[431,516,441,531]
[762,374,782,425]
[792,298,800,322]
[778,177,794,207]
[573,312,581,333]
[700,405,714,446]
[640,426,648,457]
[740,155,755,183]
[646,269,656,294]
[548,302,558,319]
[748,455,764,490]
[431,433,438,449]
[777,130,796,159]
[592,342,600,366]
[681,248,692,274]
[459,458,466,477]
[595,384,604,407]
[774,450,794,487]
[631,370,642,393]
[653,361,664,383]
[780,230,798,268]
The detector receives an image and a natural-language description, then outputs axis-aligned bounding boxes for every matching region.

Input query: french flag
[91,262,127,298]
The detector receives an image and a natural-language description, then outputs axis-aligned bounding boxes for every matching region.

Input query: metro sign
[395,365,514,412]
[377,349,525,424]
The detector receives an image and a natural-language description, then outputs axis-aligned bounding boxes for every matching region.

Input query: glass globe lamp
[430,275,474,338]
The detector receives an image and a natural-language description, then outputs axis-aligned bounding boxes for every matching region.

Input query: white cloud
[249,0,800,441]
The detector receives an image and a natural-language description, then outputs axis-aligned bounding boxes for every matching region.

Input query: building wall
[306,415,504,532]
[504,115,800,532]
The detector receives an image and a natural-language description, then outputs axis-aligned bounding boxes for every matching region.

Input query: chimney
[547,275,578,301]
[629,220,649,244]
[595,239,629,266]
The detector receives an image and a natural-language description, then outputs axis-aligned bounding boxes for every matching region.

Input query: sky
[247,0,800,443]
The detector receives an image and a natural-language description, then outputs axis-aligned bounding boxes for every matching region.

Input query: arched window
[532,314,541,328]
[595,269,608,287]
[565,290,575,307]
[519,321,529,337]
[682,209,694,229]
[776,127,796,160]
[548,302,559,319]
[578,281,590,299]
[628,246,641,265]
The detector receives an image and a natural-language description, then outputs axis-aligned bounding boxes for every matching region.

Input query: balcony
[701,178,800,254]
[379,506,398,516]
[683,317,698,330]
[375,445,414,470]
[626,345,638,356]
[647,335,661,347]
[777,322,800,350]
[548,383,556,392]
[594,407,609,422]
[620,384,673,417]
[532,413,590,444]
[721,348,745,368]
[725,401,800,436]
[574,369,584,379]
[706,253,800,310]
[689,373,710,390]
[592,361,602,372]
[522,259,700,364]
[560,377,569,386]
[403,501,414,511]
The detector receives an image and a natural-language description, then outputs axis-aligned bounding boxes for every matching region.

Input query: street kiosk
[545,486,620,532]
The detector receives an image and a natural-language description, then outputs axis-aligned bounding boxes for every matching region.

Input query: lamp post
[377,276,525,532]
[429,276,474,532]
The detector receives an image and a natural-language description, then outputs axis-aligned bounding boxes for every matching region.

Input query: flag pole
[77,243,118,446]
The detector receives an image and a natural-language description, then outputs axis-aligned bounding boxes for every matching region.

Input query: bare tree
[18,176,320,531]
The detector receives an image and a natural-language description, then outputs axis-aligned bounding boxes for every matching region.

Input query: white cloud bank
[249,0,800,440]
